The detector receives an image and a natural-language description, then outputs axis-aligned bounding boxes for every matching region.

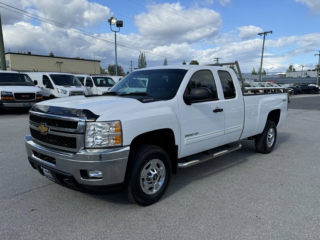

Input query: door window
[185,70,218,100]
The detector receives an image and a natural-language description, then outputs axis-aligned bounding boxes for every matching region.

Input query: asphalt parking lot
[1,94,320,240]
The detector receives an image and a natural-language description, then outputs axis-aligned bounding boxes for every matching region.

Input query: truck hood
[33,95,143,119]
[0,85,41,92]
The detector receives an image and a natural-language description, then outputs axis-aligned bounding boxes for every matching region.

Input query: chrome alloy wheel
[140,159,166,195]
[267,128,275,148]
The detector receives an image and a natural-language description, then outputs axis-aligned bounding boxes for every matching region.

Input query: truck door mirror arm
[183,87,212,105]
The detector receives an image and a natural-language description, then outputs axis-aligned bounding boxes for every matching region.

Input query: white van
[75,75,117,95]
[26,72,88,99]
[0,71,43,111]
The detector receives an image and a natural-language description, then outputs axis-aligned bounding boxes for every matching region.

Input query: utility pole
[258,30,272,81]
[0,10,7,70]
[315,51,320,86]
[214,58,220,64]
[130,61,133,73]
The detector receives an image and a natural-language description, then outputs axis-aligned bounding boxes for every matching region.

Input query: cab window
[218,70,236,99]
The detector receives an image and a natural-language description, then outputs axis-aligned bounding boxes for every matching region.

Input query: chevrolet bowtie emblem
[38,124,49,135]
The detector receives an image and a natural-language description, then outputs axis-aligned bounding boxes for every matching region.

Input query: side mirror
[34,80,38,86]
[184,87,212,105]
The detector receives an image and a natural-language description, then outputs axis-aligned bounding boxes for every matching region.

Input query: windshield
[109,69,187,100]
[92,77,115,87]
[50,74,82,86]
[76,76,85,85]
[0,73,35,86]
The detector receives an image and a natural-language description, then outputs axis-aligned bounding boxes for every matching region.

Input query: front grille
[30,128,77,149]
[14,93,35,100]
[69,91,85,96]
[30,114,78,129]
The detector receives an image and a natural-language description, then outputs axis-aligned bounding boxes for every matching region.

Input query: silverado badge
[38,124,49,135]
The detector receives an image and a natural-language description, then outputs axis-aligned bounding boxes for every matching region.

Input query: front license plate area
[41,167,55,182]
[24,103,31,107]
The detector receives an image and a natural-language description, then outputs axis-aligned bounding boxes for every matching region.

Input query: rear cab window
[217,70,236,99]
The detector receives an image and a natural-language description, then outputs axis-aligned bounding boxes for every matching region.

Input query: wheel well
[267,109,280,126]
[129,129,178,174]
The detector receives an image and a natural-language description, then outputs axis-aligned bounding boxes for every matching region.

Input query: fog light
[88,170,103,178]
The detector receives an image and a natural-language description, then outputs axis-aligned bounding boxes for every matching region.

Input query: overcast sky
[1,0,320,74]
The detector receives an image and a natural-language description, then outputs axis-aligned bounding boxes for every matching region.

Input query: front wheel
[126,145,172,206]
[255,121,277,154]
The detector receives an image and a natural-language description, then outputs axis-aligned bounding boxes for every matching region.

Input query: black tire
[255,120,277,154]
[310,90,315,94]
[126,145,172,206]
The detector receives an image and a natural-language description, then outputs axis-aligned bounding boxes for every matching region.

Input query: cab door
[85,77,94,95]
[41,75,54,98]
[213,70,245,145]
[178,70,224,158]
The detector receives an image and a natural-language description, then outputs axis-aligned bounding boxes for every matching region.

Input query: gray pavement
[0,95,320,240]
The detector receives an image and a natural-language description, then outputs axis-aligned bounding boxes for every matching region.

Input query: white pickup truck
[24,64,288,206]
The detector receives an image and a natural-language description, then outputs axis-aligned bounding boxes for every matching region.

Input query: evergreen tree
[252,68,257,75]
[287,64,296,72]
[163,58,168,66]
[182,61,186,65]
[138,51,147,68]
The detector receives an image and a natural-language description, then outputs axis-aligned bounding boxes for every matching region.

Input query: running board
[178,143,242,168]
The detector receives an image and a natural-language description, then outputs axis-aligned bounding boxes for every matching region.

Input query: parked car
[75,75,116,95]
[26,72,88,99]
[25,64,288,206]
[295,85,319,94]
[0,71,43,111]
[287,87,302,95]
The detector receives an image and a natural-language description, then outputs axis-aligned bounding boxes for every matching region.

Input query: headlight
[1,91,14,100]
[85,121,122,148]
[56,88,68,94]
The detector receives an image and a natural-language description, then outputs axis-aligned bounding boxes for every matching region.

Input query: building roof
[6,52,100,62]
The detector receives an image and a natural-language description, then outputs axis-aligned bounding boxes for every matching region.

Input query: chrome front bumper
[25,135,130,187]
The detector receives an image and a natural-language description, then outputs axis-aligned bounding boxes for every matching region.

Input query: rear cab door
[212,69,245,145]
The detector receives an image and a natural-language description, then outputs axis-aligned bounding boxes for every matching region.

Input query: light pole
[300,65,304,78]
[315,51,320,86]
[108,17,123,76]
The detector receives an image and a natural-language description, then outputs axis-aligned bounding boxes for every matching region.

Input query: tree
[287,64,296,72]
[107,64,125,76]
[189,60,199,65]
[228,65,238,74]
[100,67,107,74]
[182,61,186,65]
[252,68,257,75]
[163,58,168,66]
[49,51,55,57]
[257,67,267,75]
[138,51,147,69]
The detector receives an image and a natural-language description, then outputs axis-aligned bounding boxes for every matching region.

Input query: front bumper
[25,135,130,192]
[0,100,41,109]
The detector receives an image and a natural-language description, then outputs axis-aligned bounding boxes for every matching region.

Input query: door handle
[213,108,223,113]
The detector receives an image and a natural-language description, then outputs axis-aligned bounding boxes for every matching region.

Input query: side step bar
[178,142,242,168]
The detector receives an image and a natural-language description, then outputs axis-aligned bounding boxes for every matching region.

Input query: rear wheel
[126,145,171,206]
[255,121,277,154]
[310,90,315,94]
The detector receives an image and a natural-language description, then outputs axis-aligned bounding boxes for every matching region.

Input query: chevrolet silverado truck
[24,63,288,206]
